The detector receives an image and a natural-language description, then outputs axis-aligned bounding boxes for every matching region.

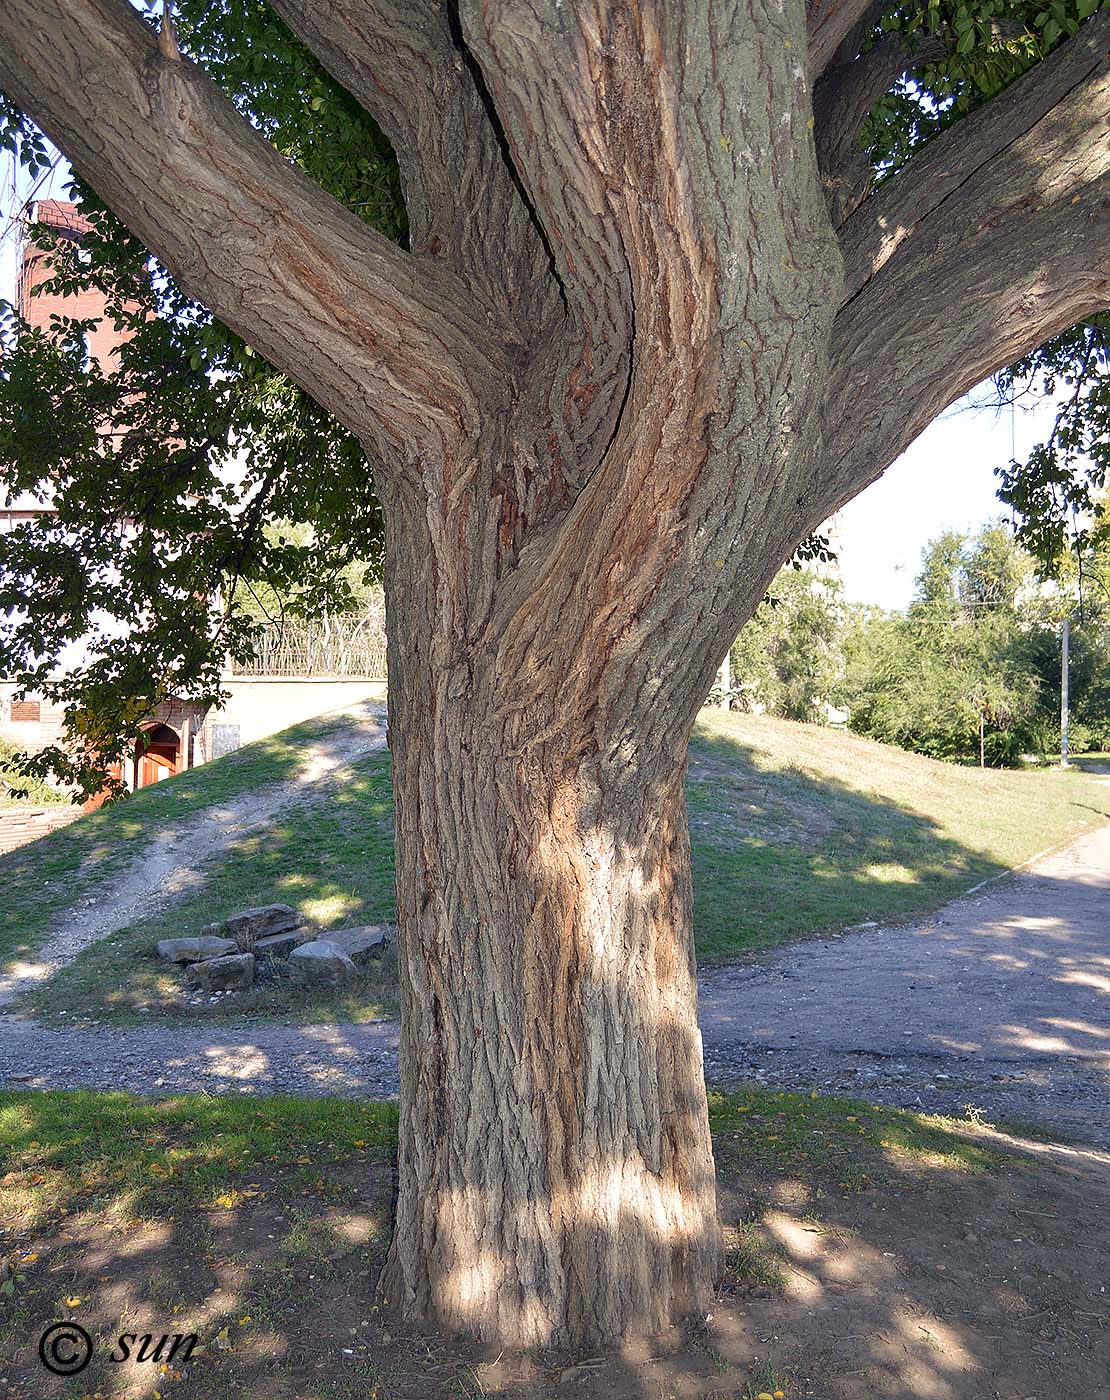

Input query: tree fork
[3,0,1110,1356]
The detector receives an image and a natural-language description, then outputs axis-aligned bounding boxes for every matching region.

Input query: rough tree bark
[1,0,1108,1350]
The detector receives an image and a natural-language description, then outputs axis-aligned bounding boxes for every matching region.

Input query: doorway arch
[134,722,179,789]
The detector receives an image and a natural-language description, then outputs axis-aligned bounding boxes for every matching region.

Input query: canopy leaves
[0,0,1106,792]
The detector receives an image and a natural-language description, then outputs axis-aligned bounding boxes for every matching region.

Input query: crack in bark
[838,11,1110,304]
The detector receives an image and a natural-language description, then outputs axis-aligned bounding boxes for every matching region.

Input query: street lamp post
[1060,615,1070,769]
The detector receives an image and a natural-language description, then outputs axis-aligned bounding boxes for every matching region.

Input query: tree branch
[813,29,946,225]
[481,0,842,745]
[0,0,504,460]
[459,0,681,487]
[806,0,877,80]
[839,11,1110,301]
[819,11,1110,514]
[266,0,555,328]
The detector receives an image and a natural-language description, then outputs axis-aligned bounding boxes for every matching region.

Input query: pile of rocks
[155,903,395,997]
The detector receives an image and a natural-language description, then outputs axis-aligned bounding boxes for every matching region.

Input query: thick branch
[806,0,877,79]
[0,0,503,458]
[483,0,842,756]
[819,10,1110,514]
[267,0,554,328]
[813,29,945,225]
[457,0,637,484]
[839,11,1110,301]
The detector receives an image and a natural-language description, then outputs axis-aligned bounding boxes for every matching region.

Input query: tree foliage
[729,566,846,723]
[0,0,398,793]
[866,0,1099,173]
[0,1,1106,792]
[996,314,1110,570]
[741,522,1110,765]
[842,522,1097,763]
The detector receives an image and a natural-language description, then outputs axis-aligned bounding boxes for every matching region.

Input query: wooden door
[138,750,175,786]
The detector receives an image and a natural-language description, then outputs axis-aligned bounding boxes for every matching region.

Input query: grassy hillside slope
[689,712,1108,957]
[0,710,374,972]
[3,707,1107,1024]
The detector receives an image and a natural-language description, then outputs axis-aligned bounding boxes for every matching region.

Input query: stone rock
[186,952,255,992]
[288,940,358,986]
[223,903,303,950]
[156,935,238,964]
[325,923,395,960]
[254,928,313,958]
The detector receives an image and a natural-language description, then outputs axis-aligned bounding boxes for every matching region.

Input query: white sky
[0,148,70,318]
[1,153,1060,614]
[835,392,1061,609]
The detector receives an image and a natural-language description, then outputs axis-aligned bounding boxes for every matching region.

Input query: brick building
[14,199,129,369]
[0,199,211,793]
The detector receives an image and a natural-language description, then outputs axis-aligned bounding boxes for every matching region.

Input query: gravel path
[0,799,1107,1148]
[698,819,1110,1144]
[0,703,387,1006]
[0,1016,402,1097]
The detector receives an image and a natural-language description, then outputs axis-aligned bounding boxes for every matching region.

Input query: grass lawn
[688,711,1110,958]
[0,709,369,976]
[1,1085,1105,1398]
[24,755,399,1026]
[1062,751,1110,770]
[8,707,1110,1024]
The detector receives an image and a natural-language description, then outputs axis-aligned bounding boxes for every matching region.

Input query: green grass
[0,1089,398,1222]
[706,1084,998,1180]
[1063,751,1110,770]
[29,752,397,1024]
[8,706,1110,1024]
[0,1085,1010,1400]
[688,711,1110,959]
[0,1085,992,1231]
[0,708,369,973]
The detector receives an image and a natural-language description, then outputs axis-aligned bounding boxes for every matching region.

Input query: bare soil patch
[0,1088,1106,1400]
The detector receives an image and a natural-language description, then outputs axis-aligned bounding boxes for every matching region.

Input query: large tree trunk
[5,0,1108,1361]
[381,585,719,1346]
[362,0,842,1345]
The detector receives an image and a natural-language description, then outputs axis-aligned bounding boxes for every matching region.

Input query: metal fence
[231,611,387,679]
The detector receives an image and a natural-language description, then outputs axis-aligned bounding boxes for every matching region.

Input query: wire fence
[231,612,387,679]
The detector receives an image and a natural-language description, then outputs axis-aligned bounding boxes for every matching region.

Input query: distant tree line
[730,520,1110,767]
[728,565,845,725]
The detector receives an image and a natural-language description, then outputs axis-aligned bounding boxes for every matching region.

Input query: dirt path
[0,703,387,1007]
[1,804,1107,1148]
[698,818,1110,1144]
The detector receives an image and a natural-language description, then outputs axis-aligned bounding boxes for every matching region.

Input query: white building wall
[206,676,387,753]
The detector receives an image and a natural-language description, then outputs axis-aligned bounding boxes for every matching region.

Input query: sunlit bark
[1,0,1108,1350]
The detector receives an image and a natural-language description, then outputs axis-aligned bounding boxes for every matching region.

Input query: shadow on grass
[687,721,1110,961]
[0,1086,1105,1399]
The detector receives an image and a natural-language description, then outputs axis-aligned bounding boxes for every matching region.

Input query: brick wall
[18,200,131,369]
[0,804,82,856]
